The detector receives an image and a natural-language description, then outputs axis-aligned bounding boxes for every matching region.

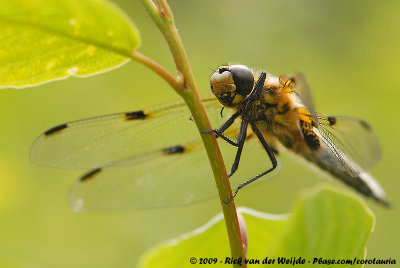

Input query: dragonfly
[31,65,389,211]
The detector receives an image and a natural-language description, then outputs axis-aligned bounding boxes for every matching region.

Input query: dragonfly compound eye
[229,65,254,96]
[210,65,254,106]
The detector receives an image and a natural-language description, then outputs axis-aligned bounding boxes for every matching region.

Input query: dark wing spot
[44,124,67,136]
[80,168,102,182]
[162,145,185,155]
[125,110,147,120]
[327,116,337,126]
[359,119,372,131]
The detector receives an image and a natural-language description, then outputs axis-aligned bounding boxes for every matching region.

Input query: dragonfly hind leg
[224,122,278,204]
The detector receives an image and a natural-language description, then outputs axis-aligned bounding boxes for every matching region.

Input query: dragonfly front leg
[202,111,241,146]
[202,112,249,178]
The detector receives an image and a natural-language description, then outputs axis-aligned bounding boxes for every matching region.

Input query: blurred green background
[1,0,399,267]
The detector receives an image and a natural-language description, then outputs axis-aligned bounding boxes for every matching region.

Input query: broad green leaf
[139,185,374,268]
[262,185,375,267]
[0,0,140,88]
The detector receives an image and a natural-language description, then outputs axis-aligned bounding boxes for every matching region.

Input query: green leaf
[262,185,375,267]
[138,185,374,268]
[0,0,140,88]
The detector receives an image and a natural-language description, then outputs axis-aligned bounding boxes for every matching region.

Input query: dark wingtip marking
[44,124,67,136]
[162,145,185,155]
[125,110,147,120]
[327,116,337,126]
[359,120,372,131]
[80,168,102,182]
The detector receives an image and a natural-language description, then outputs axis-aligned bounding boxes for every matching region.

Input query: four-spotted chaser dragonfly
[31,65,389,211]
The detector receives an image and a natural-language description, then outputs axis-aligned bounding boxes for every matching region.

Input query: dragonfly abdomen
[300,148,389,207]
[299,120,320,150]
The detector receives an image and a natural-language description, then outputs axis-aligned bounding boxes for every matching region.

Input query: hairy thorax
[242,75,309,151]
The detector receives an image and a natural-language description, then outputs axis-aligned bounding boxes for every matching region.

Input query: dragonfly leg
[228,120,248,177]
[243,72,266,111]
[224,122,277,204]
[201,111,241,146]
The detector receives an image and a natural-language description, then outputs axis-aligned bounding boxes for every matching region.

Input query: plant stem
[138,0,246,266]
[131,50,181,90]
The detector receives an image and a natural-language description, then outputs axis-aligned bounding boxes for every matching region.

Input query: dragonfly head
[210,65,254,107]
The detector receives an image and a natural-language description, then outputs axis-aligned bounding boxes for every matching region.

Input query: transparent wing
[288,73,319,124]
[316,114,381,177]
[31,96,221,169]
[69,133,280,211]
[291,73,315,108]
[282,73,380,176]
[32,94,280,210]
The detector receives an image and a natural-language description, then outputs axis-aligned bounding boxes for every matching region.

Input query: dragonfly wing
[31,96,221,169]
[69,138,213,210]
[290,73,318,124]
[33,93,281,210]
[296,115,387,205]
[316,114,381,176]
[69,133,280,211]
